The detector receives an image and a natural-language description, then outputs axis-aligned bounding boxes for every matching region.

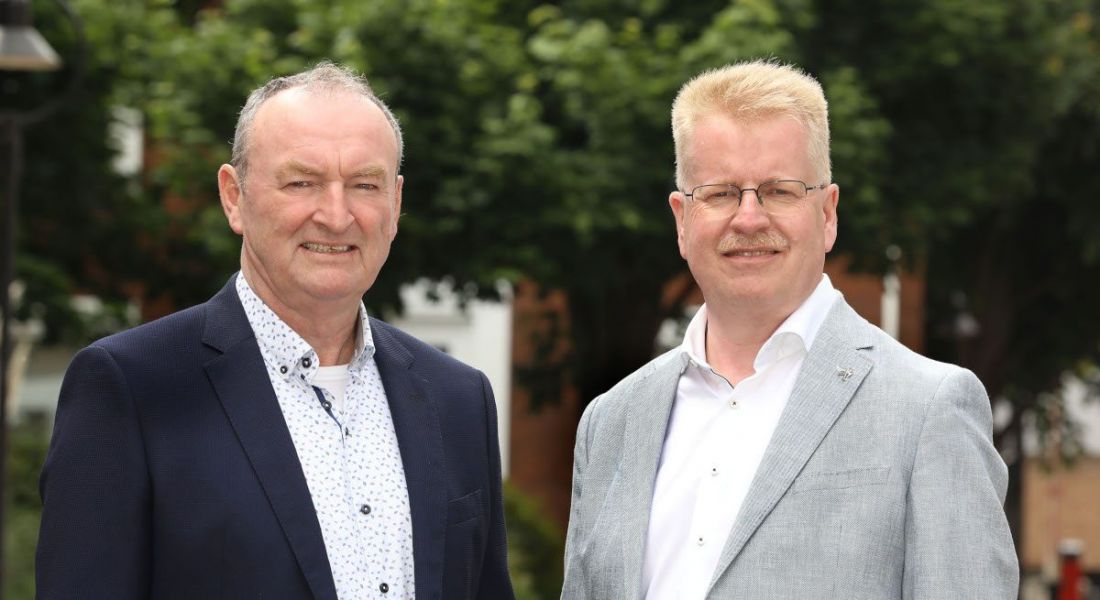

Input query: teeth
[303,243,352,253]
[731,250,773,257]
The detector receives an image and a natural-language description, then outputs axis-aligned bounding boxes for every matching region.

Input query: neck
[300,318,358,366]
[241,269,360,366]
[703,305,786,385]
[702,274,826,383]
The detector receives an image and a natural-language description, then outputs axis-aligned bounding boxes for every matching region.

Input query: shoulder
[580,348,681,430]
[821,299,976,394]
[824,306,987,420]
[865,323,978,394]
[87,303,211,367]
[600,347,681,399]
[58,301,220,412]
[87,277,243,364]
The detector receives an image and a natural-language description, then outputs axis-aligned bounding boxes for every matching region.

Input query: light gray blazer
[561,299,1018,599]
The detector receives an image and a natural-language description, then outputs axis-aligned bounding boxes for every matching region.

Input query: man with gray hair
[37,62,514,600]
[561,60,1017,598]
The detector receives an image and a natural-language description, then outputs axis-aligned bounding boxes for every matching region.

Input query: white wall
[385,280,514,476]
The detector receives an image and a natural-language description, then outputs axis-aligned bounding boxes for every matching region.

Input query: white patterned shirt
[642,274,841,600]
[236,274,415,599]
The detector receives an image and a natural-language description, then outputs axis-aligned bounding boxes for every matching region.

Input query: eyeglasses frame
[682,179,830,214]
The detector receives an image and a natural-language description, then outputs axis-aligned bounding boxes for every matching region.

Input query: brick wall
[1023,457,1100,573]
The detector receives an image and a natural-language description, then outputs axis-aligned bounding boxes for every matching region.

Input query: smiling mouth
[302,242,354,253]
[723,249,779,257]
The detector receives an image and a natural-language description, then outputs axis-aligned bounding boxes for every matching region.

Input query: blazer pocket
[447,489,484,526]
[791,466,891,493]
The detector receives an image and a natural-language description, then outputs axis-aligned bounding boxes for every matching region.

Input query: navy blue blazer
[37,277,514,599]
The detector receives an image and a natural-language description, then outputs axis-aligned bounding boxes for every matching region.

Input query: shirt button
[711,467,718,477]
[321,400,331,410]
[279,365,288,374]
[728,398,738,409]
[302,357,312,368]
[360,504,371,515]
[379,582,389,593]
[697,536,705,546]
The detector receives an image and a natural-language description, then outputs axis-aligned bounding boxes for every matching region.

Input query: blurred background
[2,0,1100,598]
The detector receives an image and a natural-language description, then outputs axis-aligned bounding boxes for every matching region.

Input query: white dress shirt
[642,275,841,600]
[237,275,415,599]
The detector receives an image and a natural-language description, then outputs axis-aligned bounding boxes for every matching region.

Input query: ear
[218,164,245,235]
[389,175,404,241]
[669,190,689,259]
[822,182,839,253]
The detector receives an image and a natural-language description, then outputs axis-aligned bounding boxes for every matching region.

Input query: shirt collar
[235,273,376,383]
[680,273,841,372]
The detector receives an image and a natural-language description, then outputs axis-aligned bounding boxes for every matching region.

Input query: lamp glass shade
[0,24,61,71]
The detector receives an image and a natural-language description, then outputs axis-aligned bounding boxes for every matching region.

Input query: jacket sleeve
[560,396,598,600]
[475,371,516,600]
[36,345,152,600]
[902,368,1019,599]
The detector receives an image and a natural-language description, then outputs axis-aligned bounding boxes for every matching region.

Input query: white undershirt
[312,364,350,414]
[642,275,841,600]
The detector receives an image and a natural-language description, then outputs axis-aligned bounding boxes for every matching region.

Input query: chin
[300,276,368,302]
[707,281,781,307]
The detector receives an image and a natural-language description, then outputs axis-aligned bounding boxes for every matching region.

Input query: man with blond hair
[561,60,1017,599]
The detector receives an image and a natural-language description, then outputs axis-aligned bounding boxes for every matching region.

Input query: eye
[694,185,736,204]
[285,180,313,189]
[760,184,801,202]
[353,182,380,191]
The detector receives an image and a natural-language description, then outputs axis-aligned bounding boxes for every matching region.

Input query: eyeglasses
[683,180,828,217]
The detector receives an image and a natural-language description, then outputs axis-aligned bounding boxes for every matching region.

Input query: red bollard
[1057,539,1084,600]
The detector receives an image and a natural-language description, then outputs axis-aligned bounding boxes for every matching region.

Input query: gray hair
[230,61,404,182]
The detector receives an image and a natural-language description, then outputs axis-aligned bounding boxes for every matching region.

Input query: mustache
[716,231,789,254]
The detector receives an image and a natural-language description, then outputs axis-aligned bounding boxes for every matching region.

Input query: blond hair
[671,59,830,189]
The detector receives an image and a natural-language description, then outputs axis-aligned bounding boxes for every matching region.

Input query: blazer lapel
[370,320,446,600]
[706,301,874,594]
[201,277,338,600]
[619,353,689,599]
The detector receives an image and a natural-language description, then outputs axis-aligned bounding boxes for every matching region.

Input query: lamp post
[1,0,83,592]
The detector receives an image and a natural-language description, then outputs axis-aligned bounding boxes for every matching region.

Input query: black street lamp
[0,0,83,593]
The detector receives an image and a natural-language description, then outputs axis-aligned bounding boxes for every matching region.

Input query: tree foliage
[9,0,1100,553]
[806,0,1100,542]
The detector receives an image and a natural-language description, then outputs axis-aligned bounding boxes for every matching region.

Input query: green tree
[796,0,1100,544]
[14,0,886,394]
[11,0,1100,573]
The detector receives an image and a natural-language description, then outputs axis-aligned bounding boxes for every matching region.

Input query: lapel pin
[836,366,854,382]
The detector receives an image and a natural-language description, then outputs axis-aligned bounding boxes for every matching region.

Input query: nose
[313,182,355,232]
[728,188,770,232]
